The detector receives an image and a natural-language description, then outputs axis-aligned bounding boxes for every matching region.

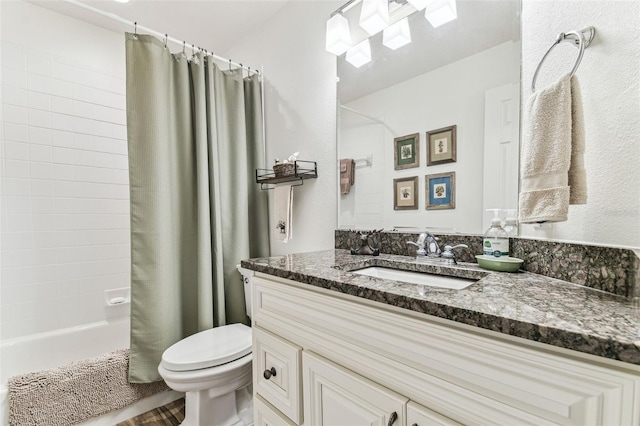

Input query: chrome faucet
[406,232,441,258]
[407,233,468,264]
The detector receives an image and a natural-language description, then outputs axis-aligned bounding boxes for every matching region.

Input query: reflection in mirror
[337,0,521,234]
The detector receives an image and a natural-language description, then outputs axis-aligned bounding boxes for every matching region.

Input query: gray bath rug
[8,349,169,426]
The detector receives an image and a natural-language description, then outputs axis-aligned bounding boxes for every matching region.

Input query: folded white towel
[568,76,587,204]
[274,184,293,243]
[519,73,587,223]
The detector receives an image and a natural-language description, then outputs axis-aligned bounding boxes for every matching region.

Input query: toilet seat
[161,323,252,372]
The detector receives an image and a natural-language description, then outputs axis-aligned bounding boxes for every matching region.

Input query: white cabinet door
[254,327,302,424]
[407,401,461,426]
[255,394,298,426]
[303,351,407,426]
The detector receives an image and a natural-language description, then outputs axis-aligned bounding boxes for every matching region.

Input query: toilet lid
[161,323,252,372]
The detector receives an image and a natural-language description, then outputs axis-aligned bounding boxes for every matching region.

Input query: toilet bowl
[158,266,254,426]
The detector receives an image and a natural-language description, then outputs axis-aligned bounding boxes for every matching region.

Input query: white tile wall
[1,29,129,340]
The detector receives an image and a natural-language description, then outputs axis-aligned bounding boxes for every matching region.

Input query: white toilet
[158,266,254,426]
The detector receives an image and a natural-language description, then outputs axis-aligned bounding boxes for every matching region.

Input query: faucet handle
[441,244,469,264]
[406,241,427,256]
[443,244,468,252]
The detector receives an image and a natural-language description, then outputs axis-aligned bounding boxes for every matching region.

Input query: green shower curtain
[125,33,269,383]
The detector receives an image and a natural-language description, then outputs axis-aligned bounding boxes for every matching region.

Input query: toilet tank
[236,265,254,318]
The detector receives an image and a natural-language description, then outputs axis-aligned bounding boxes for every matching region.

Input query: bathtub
[0,318,182,425]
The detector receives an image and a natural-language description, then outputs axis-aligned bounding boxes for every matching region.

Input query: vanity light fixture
[424,0,457,28]
[382,17,411,50]
[326,13,352,55]
[346,39,372,68]
[359,0,390,35]
[326,0,458,66]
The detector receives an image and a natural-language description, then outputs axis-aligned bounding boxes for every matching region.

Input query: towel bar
[531,26,596,92]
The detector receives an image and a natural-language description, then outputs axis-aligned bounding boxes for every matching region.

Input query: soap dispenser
[503,209,519,237]
[483,209,509,257]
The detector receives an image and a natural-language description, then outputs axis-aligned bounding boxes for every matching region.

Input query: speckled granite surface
[242,249,640,365]
[335,230,639,297]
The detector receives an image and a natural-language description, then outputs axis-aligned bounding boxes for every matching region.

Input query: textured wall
[225,1,341,255]
[520,1,640,249]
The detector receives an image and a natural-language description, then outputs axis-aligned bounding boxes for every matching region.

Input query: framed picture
[426,125,457,166]
[425,172,455,210]
[393,176,419,210]
[394,133,419,170]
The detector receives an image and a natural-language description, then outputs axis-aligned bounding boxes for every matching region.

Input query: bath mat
[8,349,169,426]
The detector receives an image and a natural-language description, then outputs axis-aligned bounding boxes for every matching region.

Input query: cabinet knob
[263,366,277,380]
[387,411,398,426]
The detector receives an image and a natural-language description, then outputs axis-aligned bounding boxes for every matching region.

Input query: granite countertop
[242,249,640,366]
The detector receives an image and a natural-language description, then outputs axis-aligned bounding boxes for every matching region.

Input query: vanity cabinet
[253,327,302,424]
[254,394,297,426]
[303,351,407,426]
[251,273,640,426]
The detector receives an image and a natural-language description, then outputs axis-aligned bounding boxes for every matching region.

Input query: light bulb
[425,0,457,28]
[346,39,372,68]
[325,13,352,56]
[383,17,411,50]
[359,0,390,36]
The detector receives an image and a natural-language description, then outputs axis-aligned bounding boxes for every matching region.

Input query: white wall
[225,1,340,255]
[339,42,520,233]
[520,1,640,248]
[0,1,129,340]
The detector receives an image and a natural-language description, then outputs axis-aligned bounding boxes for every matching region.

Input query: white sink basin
[352,267,475,290]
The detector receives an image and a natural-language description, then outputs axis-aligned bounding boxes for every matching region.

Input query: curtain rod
[340,105,385,125]
[62,0,260,76]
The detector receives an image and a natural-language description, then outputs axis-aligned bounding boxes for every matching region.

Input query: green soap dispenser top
[483,209,509,257]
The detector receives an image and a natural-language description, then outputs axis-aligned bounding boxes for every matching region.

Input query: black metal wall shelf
[256,160,317,190]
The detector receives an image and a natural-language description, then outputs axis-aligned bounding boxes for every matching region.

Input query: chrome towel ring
[531,26,596,92]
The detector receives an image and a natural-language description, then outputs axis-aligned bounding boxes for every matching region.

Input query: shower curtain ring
[229,59,232,71]
[183,41,185,55]
[133,22,138,39]
[164,34,168,49]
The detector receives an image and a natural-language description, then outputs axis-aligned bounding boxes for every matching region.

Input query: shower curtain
[125,33,269,383]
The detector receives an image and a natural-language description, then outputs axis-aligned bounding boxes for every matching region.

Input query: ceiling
[27,0,292,56]
[338,0,521,103]
[26,0,520,103]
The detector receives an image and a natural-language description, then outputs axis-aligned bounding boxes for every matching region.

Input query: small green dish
[475,255,523,273]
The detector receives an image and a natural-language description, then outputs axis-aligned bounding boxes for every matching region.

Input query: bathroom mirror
[337,0,521,234]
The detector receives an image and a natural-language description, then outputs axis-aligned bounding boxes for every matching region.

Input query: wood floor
[116,398,185,426]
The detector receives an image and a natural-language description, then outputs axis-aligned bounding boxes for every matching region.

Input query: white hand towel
[274,184,293,243]
[568,76,587,204]
[519,73,587,223]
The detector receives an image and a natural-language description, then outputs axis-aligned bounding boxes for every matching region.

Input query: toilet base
[181,386,253,426]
